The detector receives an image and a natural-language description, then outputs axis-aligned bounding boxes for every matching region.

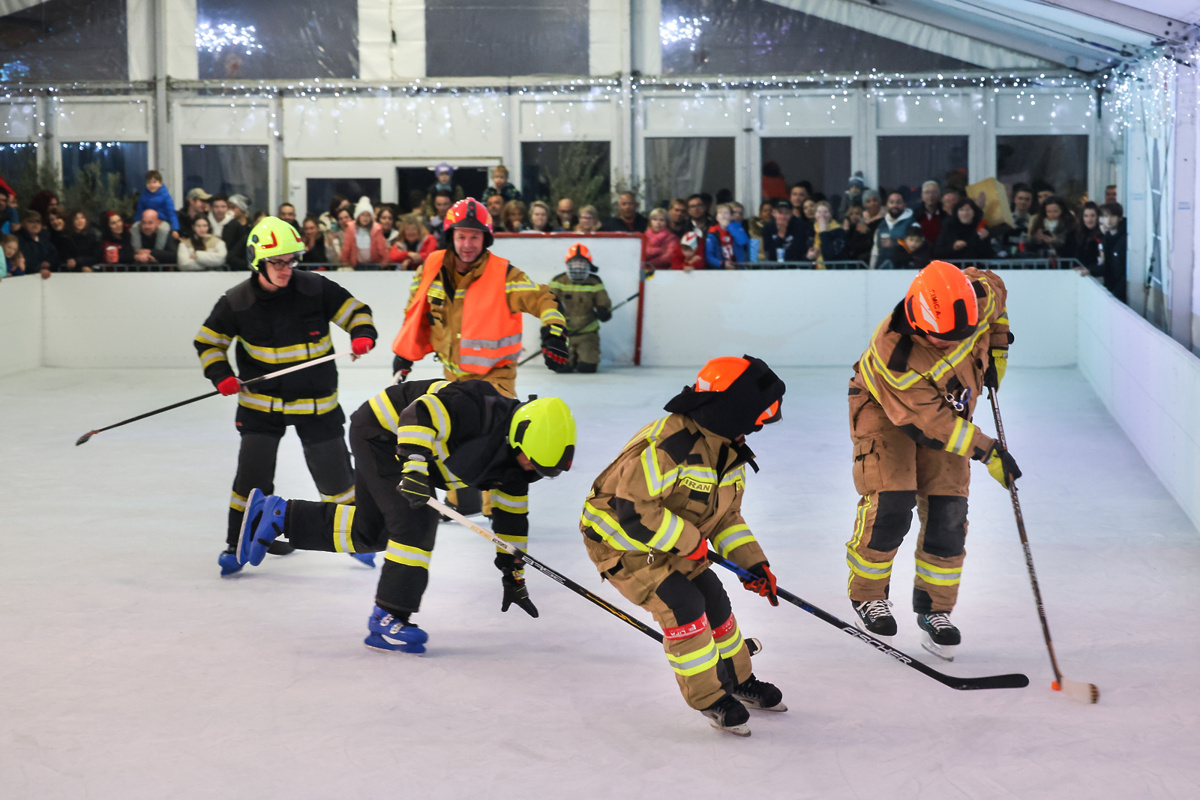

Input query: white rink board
[0,274,43,377]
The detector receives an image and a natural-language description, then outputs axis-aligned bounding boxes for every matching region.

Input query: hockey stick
[710,553,1029,691]
[75,351,351,445]
[517,291,640,367]
[988,389,1100,704]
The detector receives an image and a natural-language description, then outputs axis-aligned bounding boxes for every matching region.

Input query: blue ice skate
[349,552,376,568]
[236,488,268,565]
[364,605,428,654]
[245,493,288,567]
[218,547,243,577]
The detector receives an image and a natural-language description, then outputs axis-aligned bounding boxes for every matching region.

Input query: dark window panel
[520,141,611,212]
[996,135,1089,209]
[0,0,127,82]
[877,135,969,205]
[181,145,270,216]
[761,137,852,205]
[61,141,149,199]
[197,0,357,80]
[426,0,588,78]
[645,137,735,211]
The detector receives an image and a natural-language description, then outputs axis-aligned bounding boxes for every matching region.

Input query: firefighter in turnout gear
[234,379,576,654]
[846,261,1018,661]
[548,243,612,373]
[580,356,787,736]
[391,198,568,397]
[195,216,377,576]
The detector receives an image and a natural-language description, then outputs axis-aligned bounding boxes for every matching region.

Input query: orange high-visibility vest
[392,250,523,374]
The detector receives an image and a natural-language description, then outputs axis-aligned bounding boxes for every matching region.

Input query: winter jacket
[912,206,947,246]
[760,217,809,262]
[135,186,180,232]
[17,228,60,270]
[601,214,649,234]
[340,222,390,267]
[933,218,992,262]
[549,272,612,335]
[643,228,683,272]
[131,220,177,264]
[890,241,933,271]
[222,219,249,270]
[96,229,134,266]
[870,209,915,269]
[705,221,749,268]
[388,234,439,270]
[177,234,229,271]
[806,223,847,265]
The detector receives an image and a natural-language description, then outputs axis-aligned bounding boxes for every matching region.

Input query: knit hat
[228,194,250,212]
[848,171,866,189]
[434,162,453,176]
[353,196,374,220]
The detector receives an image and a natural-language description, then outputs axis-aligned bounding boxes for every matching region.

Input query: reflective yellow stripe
[540,308,566,326]
[196,326,231,347]
[581,500,651,553]
[549,281,607,293]
[332,297,368,329]
[237,391,339,415]
[640,444,679,497]
[847,548,893,580]
[712,524,756,558]
[321,487,356,504]
[199,347,228,370]
[494,532,528,553]
[349,312,373,330]
[944,417,975,456]
[238,335,332,365]
[505,276,541,292]
[416,394,452,442]
[647,510,685,551]
[384,541,432,568]
[714,622,745,660]
[718,465,746,489]
[490,490,528,515]
[369,391,401,433]
[229,491,248,512]
[915,558,961,586]
[666,640,719,677]
[332,505,356,553]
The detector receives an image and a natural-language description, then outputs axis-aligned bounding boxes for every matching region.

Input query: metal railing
[736,258,1085,271]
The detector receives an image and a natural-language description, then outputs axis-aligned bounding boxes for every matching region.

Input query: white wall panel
[174,102,273,143]
[875,92,976,130]
[0,277,43,377]
[519,96,618,140]
[641,93,745,135]
[995,91,1095,131]
[589,0,624,76]
[54,98,153,141]
[0,102,37,140]
[758,93,858,133]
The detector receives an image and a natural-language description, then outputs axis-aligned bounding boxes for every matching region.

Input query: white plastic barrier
[0,276,43,377]
[1078,277,1200,530]
[640,269,1079,368]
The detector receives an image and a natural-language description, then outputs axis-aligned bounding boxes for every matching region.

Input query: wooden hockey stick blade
[75,431,99,446]
[1055,678,1100,704]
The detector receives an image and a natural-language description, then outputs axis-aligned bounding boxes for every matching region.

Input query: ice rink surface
[3,361,1199,799]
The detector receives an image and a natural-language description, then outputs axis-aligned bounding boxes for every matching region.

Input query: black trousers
[225,405,354,547]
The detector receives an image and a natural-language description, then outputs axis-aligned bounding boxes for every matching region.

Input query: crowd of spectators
[0,164,1129,302]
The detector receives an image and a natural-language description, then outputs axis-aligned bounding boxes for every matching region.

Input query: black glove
[397,454,432,508]
[392,355,413,384]
[596,306,612,322]
[982,443,1022,488]
[741,562,779,607]
[983,347,1007,391]
[495,552,539,618]
[540,324,570,372]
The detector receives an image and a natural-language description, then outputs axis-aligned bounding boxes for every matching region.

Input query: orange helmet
[696,356,782,428]
[904,261,978,340]
[445,198,494,250]
[565,243,592,263]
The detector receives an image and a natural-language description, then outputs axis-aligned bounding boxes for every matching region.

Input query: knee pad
[923,495,968,557]
[867,490,917,552]
[655,570,707,626]
[691,568,732,628]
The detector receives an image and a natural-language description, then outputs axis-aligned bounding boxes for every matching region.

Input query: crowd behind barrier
[0,164,1128,305]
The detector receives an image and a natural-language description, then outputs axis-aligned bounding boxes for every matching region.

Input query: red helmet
[445,198,494,250]
[904,261,978,340]
[564,243,592,263]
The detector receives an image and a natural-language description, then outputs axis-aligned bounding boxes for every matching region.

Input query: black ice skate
[701,694,751,737]
[918,612,961,661]
[732,674,787,712]
[852,599,897,638]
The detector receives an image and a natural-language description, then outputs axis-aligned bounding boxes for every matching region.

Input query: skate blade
[707,718,752,737]
[920,632,956,662]
[235,488,263,565]
[363,639,426,656]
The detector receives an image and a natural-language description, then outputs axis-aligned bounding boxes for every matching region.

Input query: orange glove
[683,538,709,561]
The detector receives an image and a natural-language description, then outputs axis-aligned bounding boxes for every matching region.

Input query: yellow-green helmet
[509,397,575,478]
[246,216,304,270]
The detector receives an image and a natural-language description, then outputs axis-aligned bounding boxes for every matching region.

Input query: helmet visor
[529,444,574,478]
[756,398,782,427]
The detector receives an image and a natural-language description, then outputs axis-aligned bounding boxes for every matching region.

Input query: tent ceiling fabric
[0,0,51,14]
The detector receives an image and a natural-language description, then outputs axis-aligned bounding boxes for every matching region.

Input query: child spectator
[17,210,59,275]
[643,207,683,273]
[1097,202,1127,302]
[97,211,134,266]
[934,199,992,262]
[1,234,20,274]
[575,205,601,234]
[176,216,228,271]
[706,203,749,269]
[341,196,388,269]
[388,215,439,270]
[426,163,463,209]
[483,164,520,203]
[891,227,933,270]
[679,231,704,272]
[838,172,867,219]
[805,200,847,267]
[7,247,27,277]
[135,171,180,232]
[0,187,18,234]
[528,201,555,233]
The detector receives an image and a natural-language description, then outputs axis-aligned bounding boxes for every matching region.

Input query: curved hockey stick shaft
[988,389,1099,704]
[428,497,664,643]
[75,351,350,445]
[517,292,640,367]
[710,554,1029,691]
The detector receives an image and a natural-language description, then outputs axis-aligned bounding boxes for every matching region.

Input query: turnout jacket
[850,267,1011,459]
[581,414,767,573]
[194,270,376,415]
[354,378,538,546]
[548,272,612,334]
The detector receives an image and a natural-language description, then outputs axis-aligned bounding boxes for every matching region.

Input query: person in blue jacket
[706,203,749,269]
[134,170,180,233]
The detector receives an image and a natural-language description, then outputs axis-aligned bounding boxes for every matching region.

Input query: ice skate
[732,674,787,712]
[918,612,961,661]
[701,694,751,737]
[364,605,428,654]
[245,494,288,567]
[235,488,268,565]
[218,547,243,577]
[852,598,897,639]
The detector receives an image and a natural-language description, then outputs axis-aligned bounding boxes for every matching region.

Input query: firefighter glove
[596,306,612,322]
[682,538,709,561]
[984,347,1008,391]
[742,562,779,606]
[397,455,432,508]
[351,336,375,356]
[216,376,241,396]
[984,443,1022,488]
[495,552,538,617]
[540,324,570,372]
[392,355,413,384]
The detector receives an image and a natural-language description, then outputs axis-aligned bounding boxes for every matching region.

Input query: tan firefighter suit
[581,414,767,711]
[846,267,1011,614]
[549,272,611,371]
[400,249,565,399]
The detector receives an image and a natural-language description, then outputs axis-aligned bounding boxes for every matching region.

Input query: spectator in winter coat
[790,182,811,216]
[686,194,713,242]
[278,203,300,233]
[913,181,947,246]
[761,200,809,263]
[555,197,579,232]
[1028,196,1075,259]
[1097,203,1127,302]
[176,216,228,271]
[131,209,177,266]
[324,208,352,267]
[29,190,60,227]
[602,191,649,233]
[376,205,401,247]
[135,170,180,232]
[319,195,351,234]
[871,192,916,269]
[341,197,389,269]
[55,210,99,271]
[483,164,521,203]
[424,163,463,211]
[1072,202,1103,273]
[388,215,439,271]
[805,201,847,267]
[643,208,683,273]
[747,201,773,241]
[891,228,934,270]
[16,211,59,275]
[837,172,867,220]
[222,194,252,270]
[841,205,874,265]
[500,200,530,233]
[679,232,704,272]
[934,200,992,263]
[575,205,601,234]
[299,216,328,266]
[666,198,691,240]
[97,211,134,266]
[2,234,21,274]
[177,187,211,238]
[486,193,506,223]
[429,190,454,246]
[706,203,749,269]
[528,201,555,233]
[208,194,235,238]
[0,187,19,234]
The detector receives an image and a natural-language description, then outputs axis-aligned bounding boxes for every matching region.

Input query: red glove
[741,563,779,606]
[351,337,375,356]
[216,376,241,396]
[683,538,708,561]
